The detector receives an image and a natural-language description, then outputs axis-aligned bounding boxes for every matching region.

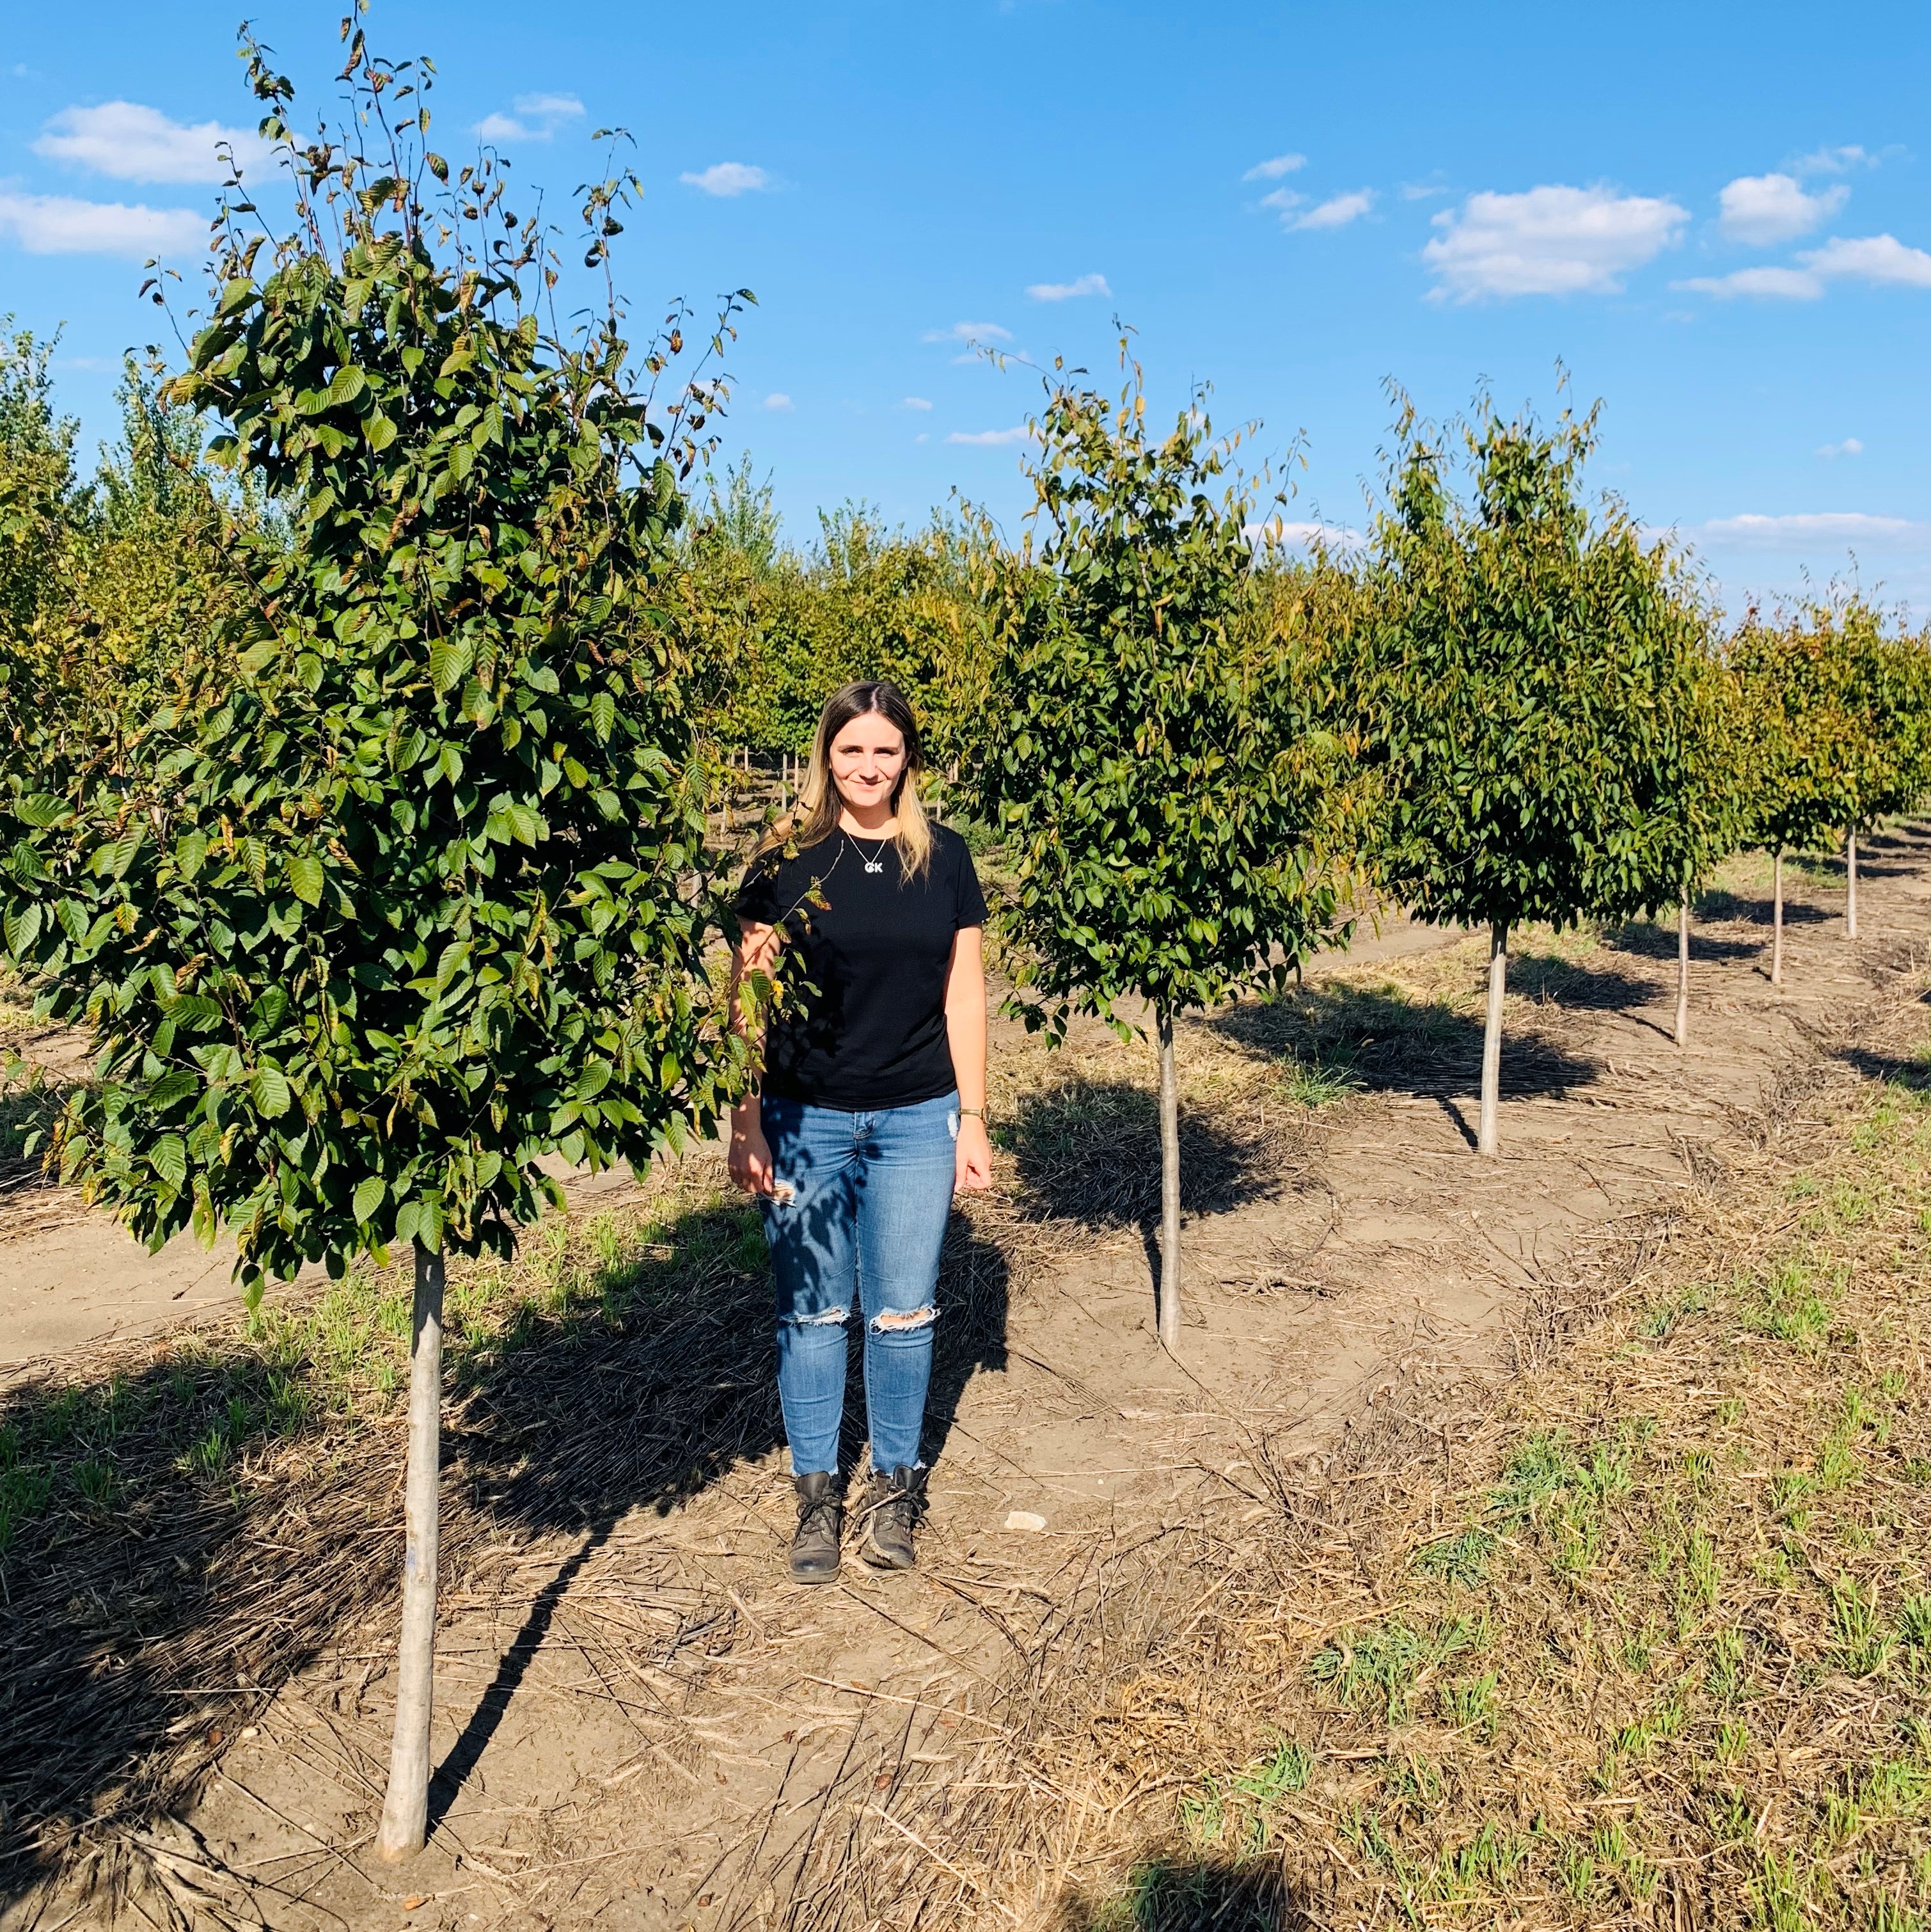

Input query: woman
[729,681,993,1583]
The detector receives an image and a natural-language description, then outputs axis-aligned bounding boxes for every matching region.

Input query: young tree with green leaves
[1369,395,1738,1150]
[968,344,1356,1353]
[0,26,749,1860]
[1730,599,1931,963]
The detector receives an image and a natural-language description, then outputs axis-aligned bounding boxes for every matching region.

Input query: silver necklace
[851,832,887,874]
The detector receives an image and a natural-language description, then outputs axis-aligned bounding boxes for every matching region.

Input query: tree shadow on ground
[1211,981,1600,1107]
[1001,1075,1297,1312]
[1836,1044,1931,1098]
[1689,888,1830,929]
[1509,948,1666,1006]
[0,1176,1011,1887]
[1055,1855,1312,1931]
[1604,920,1763,966]
[1005,1077,1290,1230]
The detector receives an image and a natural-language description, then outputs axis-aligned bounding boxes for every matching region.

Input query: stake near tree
[0,22,751,1862]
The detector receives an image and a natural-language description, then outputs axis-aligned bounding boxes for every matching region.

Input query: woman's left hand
[954,1115,993,1194]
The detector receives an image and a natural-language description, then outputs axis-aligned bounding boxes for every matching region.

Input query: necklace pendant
[863,858,884,874]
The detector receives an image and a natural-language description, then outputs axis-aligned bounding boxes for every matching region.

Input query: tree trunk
[1156,1008,1181,1354]
[1478,922,1507,1157]
[376,1242,445,1863]
[1772,850,1785,988]
[1675,895,1690,1048]
[1847,827,1859,939]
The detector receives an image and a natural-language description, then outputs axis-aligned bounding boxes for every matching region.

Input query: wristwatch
[958,1105,989,1123]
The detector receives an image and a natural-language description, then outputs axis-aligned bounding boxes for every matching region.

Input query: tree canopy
[0,28,752,1289]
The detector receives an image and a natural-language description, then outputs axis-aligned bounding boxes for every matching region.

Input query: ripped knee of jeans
[782,1304,849,1329]
[869,1304,937,1334]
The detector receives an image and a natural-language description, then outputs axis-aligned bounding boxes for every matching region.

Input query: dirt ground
[6,841,1931,1930]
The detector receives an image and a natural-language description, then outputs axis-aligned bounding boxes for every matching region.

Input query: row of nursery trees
[5,23,1931,1864]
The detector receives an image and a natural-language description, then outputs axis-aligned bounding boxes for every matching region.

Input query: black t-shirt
[735,825,988,1111]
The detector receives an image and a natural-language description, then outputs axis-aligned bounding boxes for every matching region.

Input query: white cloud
[33,101,267,183]
[1260,187,1302,213]
[1027,272,1110,301]
[680,161,771,197]
[922,320,1012,343]
[1286,188,1375,231]
[899,395,933,411]
[1675,265,1824,299]
[1423,184,1689,299]
[1243,154,1305,182]
[1678,234,1931,300]
[1717,172,1847,246]
[474,93,586,143]
[947,425,1032,447]
[1801,233,1931,288]
[0,189,203,257]
[1401,178,1449,202]
[762,392,794,412]
[1699,512,1924,545]
[1794,144,1874,176]
[1816,438,1864,459]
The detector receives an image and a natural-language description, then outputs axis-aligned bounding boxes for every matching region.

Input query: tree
[1841,609,1931,939]
[967,343,1357,1353]
[0,26,749,1860]
[1369,394,1735,1149]
[1729,599,1931,956]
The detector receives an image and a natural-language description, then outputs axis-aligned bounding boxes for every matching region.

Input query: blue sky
[4,1,1930,615]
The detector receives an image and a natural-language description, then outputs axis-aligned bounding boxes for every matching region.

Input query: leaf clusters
[0,29,750,1286]
[1369,397,1740,930]
[1730,597,1931,853]
[966,350,1359,1038]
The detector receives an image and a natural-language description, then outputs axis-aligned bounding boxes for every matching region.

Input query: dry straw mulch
[790,991,1931,1931]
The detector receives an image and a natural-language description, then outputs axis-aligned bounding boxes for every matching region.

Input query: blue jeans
[759,1091,958,1477]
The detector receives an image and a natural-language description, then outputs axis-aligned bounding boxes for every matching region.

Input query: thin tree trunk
[1675,894,1690,1047]
[1478,922,1507,1157]
[1156,1008,1181,1354]
[1772,850,1785,988]
[1847,827,1859,939]
[376,1242,445,1863]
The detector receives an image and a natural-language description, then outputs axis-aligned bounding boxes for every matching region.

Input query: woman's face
[827,711,908,816]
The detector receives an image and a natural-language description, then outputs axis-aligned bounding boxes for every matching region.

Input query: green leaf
[353,1175,387,1224]
[287,853,325,907]
[3,903,41,957]
[15,793,68,828]
[250,1063,292,1118]
[589,692,615,742]
[147,1070,200,1109]
[151,1135,187,1192]
[428,634,473,695]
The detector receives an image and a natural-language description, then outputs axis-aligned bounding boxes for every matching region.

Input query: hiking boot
[859,1466,926,1571]
[789,1472,844,1583]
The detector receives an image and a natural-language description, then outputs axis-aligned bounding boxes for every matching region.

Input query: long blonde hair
[762,680,934,880]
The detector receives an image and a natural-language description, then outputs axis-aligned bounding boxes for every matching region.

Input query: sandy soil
[8,851,1930,1930]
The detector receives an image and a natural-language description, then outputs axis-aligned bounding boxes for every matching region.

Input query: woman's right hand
[728,1102,776,1196]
